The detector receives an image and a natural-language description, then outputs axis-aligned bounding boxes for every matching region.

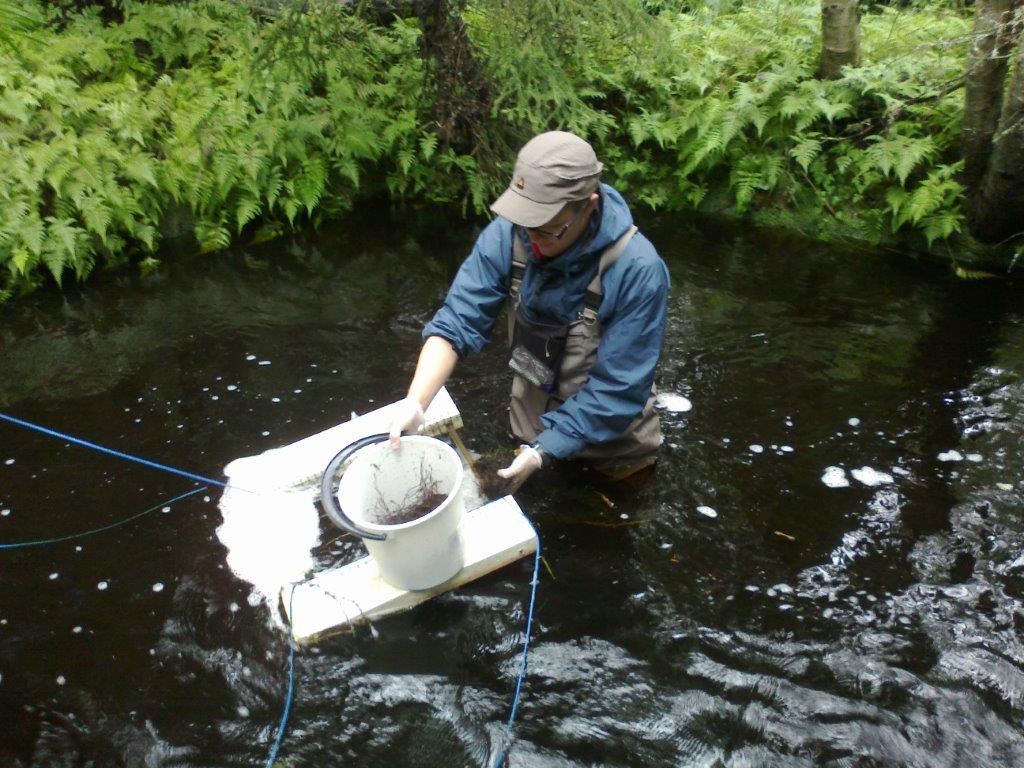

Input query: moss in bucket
[368,461,449,526]
[373,491,448,525]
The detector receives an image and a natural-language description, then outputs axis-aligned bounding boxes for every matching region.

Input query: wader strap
[508,224,638,341]
[579,225,637,325]
[508,235,530,345]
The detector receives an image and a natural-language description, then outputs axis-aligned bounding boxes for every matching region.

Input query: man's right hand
[388,397,425,448]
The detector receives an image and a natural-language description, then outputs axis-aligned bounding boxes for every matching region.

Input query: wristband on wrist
[528,441,548,467]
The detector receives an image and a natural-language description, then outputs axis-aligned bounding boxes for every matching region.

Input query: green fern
[791,135,822,171]
[235,196,261,234]
[865,135,935,185]
[0,0,986,301]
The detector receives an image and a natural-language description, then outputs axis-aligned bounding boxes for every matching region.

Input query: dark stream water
[2,205,1023,767]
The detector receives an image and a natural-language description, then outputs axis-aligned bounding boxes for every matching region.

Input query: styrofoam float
[283,494,536,644]
[216,387,538,643]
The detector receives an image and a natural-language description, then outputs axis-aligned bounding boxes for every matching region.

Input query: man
[389,131,670,489]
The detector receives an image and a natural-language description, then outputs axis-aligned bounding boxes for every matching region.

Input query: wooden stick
[447,426,477,473]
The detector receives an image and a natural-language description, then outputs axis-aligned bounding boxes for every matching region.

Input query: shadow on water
[2,202,1024,766]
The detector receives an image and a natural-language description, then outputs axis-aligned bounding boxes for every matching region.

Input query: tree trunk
[961,0,1019,194]
[819,0,860,79]
[965,3,1024,243]
[415,0,493,155]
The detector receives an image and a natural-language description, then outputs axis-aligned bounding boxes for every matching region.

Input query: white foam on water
[850,466,894,487]
[1,509,10,517]
[749,444,764,454]
[938,450,963,462]
[97,581,108,590]
[998,483,1014,491]
[655,392,693,413]
[4,459,13,466]
[697,506,718,518]
[246,355,256,361]
[217,487,320,609]
[259,360,271,366]
[822,466,850,488]
[848,417,861,427]
[966,453,983,462]
[152,582,164,593]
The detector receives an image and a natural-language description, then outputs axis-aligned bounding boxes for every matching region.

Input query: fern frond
[790,136,821,172]
[235,196,261,233]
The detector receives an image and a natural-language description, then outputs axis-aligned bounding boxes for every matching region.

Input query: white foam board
[282,495,537,644]
[216,388,464,605]
[223,387,462,492]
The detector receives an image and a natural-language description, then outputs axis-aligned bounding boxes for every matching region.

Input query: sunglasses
[526,203,590,241]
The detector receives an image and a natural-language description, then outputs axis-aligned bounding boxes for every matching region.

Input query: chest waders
[507,226,661,479]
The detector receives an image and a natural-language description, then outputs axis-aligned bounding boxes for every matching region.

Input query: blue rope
[492,523,542,767]
[265,586,297,768]
[0,409,541,766]
[0,409,300,763]
[262,531,541,768]
[0,486,207,550]
[0,412,230,489]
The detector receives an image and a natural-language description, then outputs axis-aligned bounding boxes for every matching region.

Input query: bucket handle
[319,432,391,542]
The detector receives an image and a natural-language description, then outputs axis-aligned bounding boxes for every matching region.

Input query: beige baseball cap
[490,131,603,227]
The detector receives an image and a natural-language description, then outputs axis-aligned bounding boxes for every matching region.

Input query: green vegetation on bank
[0,0,1000,299]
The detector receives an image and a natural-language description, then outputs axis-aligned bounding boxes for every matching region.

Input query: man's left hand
[496,445,544,492]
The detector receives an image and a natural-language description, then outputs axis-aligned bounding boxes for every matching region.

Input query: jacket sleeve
[534,244,670,459]
[422,219,512,357]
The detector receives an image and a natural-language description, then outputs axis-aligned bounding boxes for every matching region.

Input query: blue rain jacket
[423,183,670,459]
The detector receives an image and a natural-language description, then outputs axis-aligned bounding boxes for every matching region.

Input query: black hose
[319,432,391,541]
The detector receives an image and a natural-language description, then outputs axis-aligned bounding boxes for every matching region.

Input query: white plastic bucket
[336,435,465,590]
